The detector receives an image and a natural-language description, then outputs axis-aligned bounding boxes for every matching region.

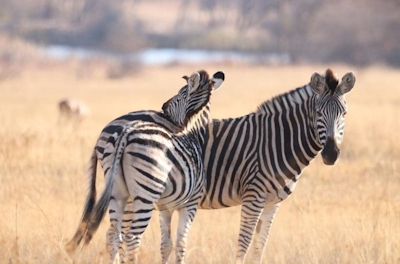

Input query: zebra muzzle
[321,137,341,165]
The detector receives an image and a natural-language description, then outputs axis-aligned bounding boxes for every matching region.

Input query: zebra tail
[65,148,98,254]
[83,128,130,245]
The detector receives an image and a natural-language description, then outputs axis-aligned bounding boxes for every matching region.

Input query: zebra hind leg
[106,174,129,264]
[124,197,155,263]
[159,209,174,264]
[120,198,134,263]
[106,197,128,264]
[174,205,199,264]
[106,218,122,264]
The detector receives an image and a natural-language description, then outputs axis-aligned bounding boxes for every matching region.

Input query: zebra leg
[250,203,281,263]
[175,205,198,264]
[159,209,174,264]
[120,198,134,263]
[107,180,129,264]
[235,196,266,264]
[124,198,155,263]
[106,213,122,264]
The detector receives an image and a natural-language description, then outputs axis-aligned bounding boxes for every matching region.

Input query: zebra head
[162,70,224,128]
[309,69,356,165]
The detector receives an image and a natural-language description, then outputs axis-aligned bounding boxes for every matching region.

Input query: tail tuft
[79,127,133,247]
[65,148,98,255]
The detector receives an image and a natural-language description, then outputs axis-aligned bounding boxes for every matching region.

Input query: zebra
[66,70,225,264]
[197,68,355,263]
[90,68,356,263]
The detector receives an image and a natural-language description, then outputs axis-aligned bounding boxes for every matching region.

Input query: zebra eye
[316,110,322,116]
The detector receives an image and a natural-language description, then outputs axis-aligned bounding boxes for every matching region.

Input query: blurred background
[1,1,400,263]
[1,0,399,78]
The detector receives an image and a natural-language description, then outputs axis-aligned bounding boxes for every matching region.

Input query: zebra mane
[161,70,212,132]
[182,70,213,131]
[325,68,339,95]
[256,85,312,114]
[188,70,211,103]
[256,69,340,114]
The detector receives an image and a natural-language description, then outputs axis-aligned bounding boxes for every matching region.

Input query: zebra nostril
[321,137,340,165]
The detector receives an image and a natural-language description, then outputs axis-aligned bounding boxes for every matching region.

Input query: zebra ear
[338,72,356,94]
[182,75,189,82]
[310,72,326,95]
[211,71,225,91]
[188,72,201,94]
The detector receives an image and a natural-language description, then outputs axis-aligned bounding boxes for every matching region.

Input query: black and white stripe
[196,69,355,263]
[78,69,355,263]
[66,70,225,264]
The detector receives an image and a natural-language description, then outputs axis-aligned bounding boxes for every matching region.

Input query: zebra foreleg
[250,203,281,263]
[174,205,198,264]
[235,196,266,264]
[159,209,174,264]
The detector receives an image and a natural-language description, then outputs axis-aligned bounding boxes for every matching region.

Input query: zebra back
[94,70,223,161]
[82,69,224,247]
[65,69,225,254]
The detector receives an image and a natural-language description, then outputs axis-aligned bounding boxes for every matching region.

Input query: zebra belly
[156,174,203,211]
[198,171,244,209]
[199,187,242,209]
[199,197,242,209]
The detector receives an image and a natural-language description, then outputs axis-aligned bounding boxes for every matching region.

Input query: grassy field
[1,63,399,264]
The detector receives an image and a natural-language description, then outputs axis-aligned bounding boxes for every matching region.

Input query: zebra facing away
[101,68,356,263]
[65,70,225,264]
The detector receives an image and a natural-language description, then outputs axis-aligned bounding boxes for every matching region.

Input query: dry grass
[0,64,399,264]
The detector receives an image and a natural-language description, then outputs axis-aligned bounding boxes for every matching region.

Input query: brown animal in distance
[58,98,89,123]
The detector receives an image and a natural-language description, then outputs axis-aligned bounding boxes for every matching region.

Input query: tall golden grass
[1,64,399,263]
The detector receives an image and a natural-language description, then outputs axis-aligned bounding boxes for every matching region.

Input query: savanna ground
[1,63,399,264]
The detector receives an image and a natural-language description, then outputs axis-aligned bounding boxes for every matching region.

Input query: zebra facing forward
[66,70,225,264]
[96,68,356,263]
[196,69,356,263]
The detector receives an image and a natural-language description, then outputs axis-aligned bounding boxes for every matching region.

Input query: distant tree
[235,0,278,33]
[267,0,324,62]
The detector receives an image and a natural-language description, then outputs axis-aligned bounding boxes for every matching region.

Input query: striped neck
[254,85,322,172]
[181,103,211,138]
